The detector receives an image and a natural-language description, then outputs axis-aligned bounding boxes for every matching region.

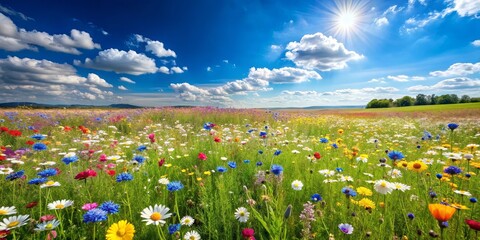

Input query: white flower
[291,180,304,190]
[0,167,14,175]
[387,169,402,178]
[374,180,394,195]
[158,177,170,185]
[0,215,30,230]
[140,204,172,225]
[47,199,74,210]
[0,206,16,216]
[181,215,195,226]
[454,190,472,196]
[34,219,60,231]
[234,207,250,223]
[392,182,411,192]
[184,230,201,240]
[40,181,61,188]
[338,223,354,234]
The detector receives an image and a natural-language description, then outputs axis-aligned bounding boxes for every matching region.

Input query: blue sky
[0,0,479,107]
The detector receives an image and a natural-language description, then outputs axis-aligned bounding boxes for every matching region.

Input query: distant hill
[0,102,142,109]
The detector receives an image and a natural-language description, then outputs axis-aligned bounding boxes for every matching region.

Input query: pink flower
[242,228,255,239]
[47,230,57,240]
[148,133,155,143]
[99,154,107,162]
[107,163,116,169]
[40,215,56,222]
[81,203,98,211]
[198,152,207,161]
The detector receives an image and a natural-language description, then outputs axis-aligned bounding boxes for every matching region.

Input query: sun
[327,0,370,43]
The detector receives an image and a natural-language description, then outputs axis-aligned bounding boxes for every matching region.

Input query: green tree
[396,96,415,107]
[414,94,429,105]
[459,95,471,103]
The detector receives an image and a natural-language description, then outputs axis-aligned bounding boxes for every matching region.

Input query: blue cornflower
[168,223,181,234]
[470,197,477,203]
[274,150,282,156]
[331,143,338,149]
[133,155,145,164]
[429,190,437,198]
[28,177,48,185]
[95,117,102,121]
[388,150,405,161]
[259,131,267,138]
[83,209,107,223]
[407,213,415,220]
[444,166,462,175]
[311,193,322,202]
[258,150,263,154]
[256,161,263,166]
[217,166,227,173]
[167,181,184,192]
[99,201,120,214]
[447,123,459,131]
[271,164,283,176]
[423,130,432,140]
[38,168,57,177]
[341,187,357,197]
[116,173,133,182]
[62,155,79,165]
[243,159,250,164]
[466,173,471,178]
[228,161,237,169]
[31,134,46,141]
[5,170,24,181]
[203,122,214,130]
[137,145,147,152]
[440,221,449,228]
[32,143,47,151]
[320,138,329,143]
[436,173,443,179]
[336,167,343,173]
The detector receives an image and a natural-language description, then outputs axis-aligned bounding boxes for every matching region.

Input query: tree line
[366,94,479,108]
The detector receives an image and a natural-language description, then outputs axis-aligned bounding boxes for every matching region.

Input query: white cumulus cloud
[119,77,136,84]
[430,62,480,77]
[285,32,363,71]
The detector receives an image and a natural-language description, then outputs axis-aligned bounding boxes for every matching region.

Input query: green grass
[0,108,478,240]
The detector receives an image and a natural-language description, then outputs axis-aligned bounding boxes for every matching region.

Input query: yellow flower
[203,171,211,176]
[428,204,456,222]
[356,187,373,196]
[397,160,408,168]
[338,129,344,134]
[106,220,135,240]
[407,161,428,173]
[358,198,376,209]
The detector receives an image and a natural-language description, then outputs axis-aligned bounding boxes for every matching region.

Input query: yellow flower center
[117,228,126,237]
[150,212,162,221]
[380,182,387,187]
[7,220,19,228]
[55,204,64,209]
[46,181,55,186]
[239,212,245,216]
[45,223,53,230]
[413,163,422,169]
[190,236,196,240]
[0,210,7,215]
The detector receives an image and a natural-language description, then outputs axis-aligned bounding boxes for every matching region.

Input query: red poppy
[64,126,72,132]
[26,140,35,145]
[26,201,38,208]
[74,169,97,180]
[0,127,8,133]
[158,158,165,167]
[7,130,22,137]
[106,170,116,176]
[214,137,221,143]
[313,152,322,159]
[198,152,207,161]
[465,219,480,231]
[33,129,39,133]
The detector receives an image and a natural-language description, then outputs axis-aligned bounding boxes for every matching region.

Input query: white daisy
[0,215,29,230]
[40,181,61,188]
[34,219,60,231]
[140,204,172,225]
[453,190,472,196]
[234,207,250,223]
[158,177,170,185]
[291,180,303,190]
[183,230,201,240]
[392,182,411,192]
[47,199,74,210]
[374,180,394,195]
[0,206,16,216]
[387,169,402,178]
[0,167,14,175]
[180,215,195,226]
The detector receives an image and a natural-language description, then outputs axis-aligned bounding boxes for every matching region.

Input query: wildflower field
[0,107,479,240]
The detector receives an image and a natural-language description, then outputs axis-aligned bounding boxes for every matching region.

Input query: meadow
[0,105,479,240]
